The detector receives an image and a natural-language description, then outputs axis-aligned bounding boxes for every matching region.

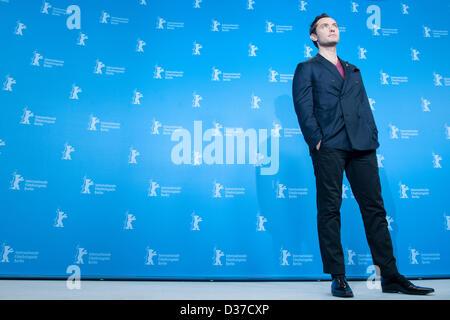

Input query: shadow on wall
[252,93,319,275]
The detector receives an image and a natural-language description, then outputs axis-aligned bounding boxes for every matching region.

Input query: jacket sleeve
[292,62,322,149]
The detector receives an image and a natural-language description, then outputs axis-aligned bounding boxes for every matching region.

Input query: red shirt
[335,59,345,79]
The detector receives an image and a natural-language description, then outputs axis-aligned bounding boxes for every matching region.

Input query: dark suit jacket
[292,53,379,154]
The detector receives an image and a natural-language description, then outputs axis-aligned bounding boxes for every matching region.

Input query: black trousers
[311,146,399,278]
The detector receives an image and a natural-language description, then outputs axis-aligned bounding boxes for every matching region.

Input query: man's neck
[318,46,338,65]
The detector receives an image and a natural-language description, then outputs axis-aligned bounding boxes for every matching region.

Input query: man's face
[311,17,339,48]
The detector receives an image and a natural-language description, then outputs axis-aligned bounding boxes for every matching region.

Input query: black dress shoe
[381,274,435,295]
[331,276,354,298]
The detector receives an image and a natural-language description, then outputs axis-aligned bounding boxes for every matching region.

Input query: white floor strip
[0,279,448,300]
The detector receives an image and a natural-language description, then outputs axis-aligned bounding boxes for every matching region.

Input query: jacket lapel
[315,53,349,92]
[339,57,351,94]
[313,54,360,112]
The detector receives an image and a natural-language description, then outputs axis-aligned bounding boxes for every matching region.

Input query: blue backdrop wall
[0,0,449,280]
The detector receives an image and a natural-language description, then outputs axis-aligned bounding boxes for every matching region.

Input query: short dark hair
[310,13,330,48]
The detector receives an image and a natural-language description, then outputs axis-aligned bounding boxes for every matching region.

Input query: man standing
[292,13,434,297]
